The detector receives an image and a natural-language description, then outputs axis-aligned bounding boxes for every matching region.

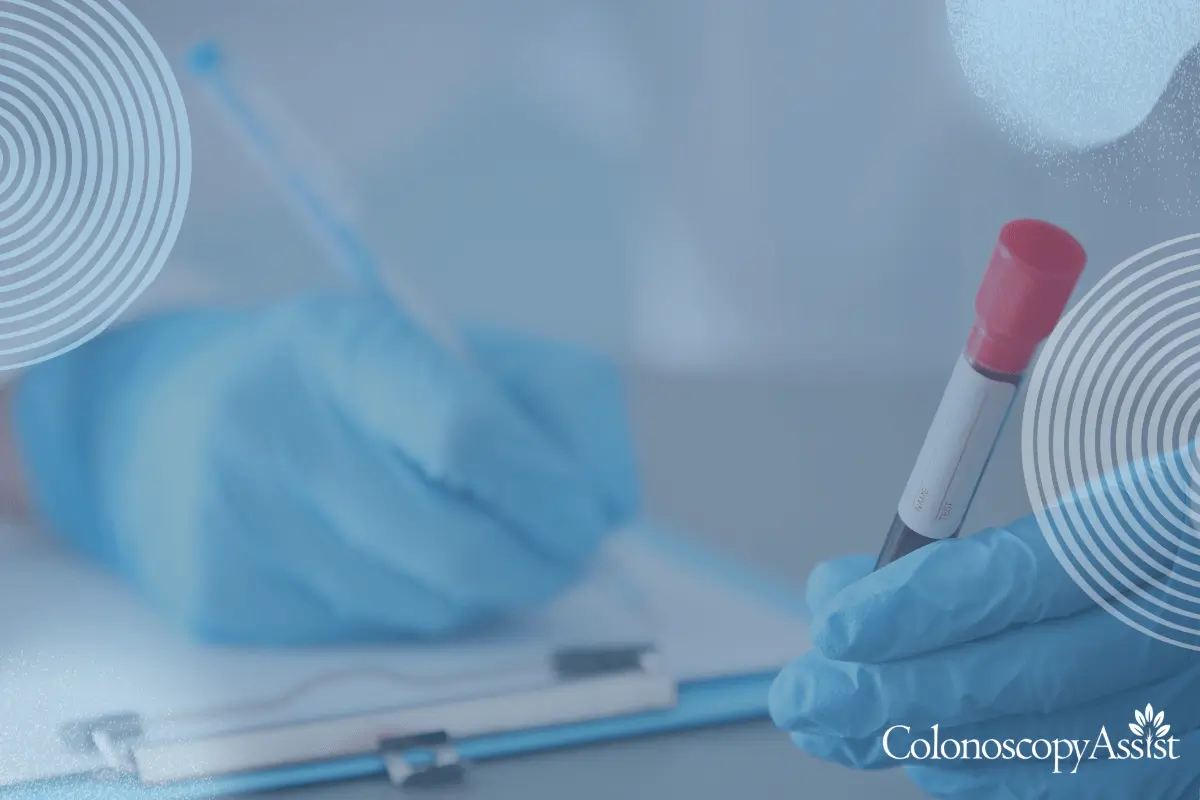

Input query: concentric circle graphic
[1024,234,1200,650]
[0,0,189,369]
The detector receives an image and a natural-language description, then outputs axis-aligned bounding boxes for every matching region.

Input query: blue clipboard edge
[10,522,809,799]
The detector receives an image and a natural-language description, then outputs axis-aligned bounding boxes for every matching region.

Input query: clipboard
[0,521,810,798]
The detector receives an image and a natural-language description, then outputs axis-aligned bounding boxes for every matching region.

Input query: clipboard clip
[379,731,465,789]
[374,644,655,790]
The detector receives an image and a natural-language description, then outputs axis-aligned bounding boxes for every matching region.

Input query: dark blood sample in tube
[874,219,1088,570]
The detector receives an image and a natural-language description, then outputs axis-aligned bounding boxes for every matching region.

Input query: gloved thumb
[806,555,875,619]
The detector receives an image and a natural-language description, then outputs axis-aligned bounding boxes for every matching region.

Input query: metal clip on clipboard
[379,731,464,788]
[59,645,673,790]
[381,647,665,789]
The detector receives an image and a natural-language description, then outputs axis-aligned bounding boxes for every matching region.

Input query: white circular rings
[0,0,189,369]
[1024,234,1200,650]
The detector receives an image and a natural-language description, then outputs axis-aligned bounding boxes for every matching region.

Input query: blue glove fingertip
[770,653,884,738]
[768,661,807,730]
[805,555,875,617]
[805,556,876,659]
[810,607,861,662]
[812,534,1007,663]
[809,551,934,661]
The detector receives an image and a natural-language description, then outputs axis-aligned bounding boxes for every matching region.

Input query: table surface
[239,369,1035,800]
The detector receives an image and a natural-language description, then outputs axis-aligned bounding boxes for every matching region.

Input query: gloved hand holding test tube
[768,222,1200,798]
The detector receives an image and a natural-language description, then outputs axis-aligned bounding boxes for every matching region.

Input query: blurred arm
[0,262,221,528]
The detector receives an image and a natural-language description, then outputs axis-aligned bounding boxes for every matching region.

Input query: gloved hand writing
[770,461,1200,799]
[12,293,639,645]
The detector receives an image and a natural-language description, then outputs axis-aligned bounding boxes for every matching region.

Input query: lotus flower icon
[1129,704,1171,752]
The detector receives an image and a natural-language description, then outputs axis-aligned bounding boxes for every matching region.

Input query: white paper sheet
[0,522,809,786]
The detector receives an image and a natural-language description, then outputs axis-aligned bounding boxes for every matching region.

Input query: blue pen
[186,40,463,354]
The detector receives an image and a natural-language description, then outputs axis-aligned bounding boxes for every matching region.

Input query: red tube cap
[966,219,1087,375]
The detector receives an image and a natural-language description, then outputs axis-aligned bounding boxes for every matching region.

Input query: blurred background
[109,0,1200,586]
[34,4,1199,796]
[124,0,1200,380]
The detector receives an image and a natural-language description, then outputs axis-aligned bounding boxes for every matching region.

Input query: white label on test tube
[897,355,1017,539]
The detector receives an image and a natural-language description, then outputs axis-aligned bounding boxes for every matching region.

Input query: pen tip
[188,40,223,75]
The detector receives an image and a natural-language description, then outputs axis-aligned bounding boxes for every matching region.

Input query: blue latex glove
[12,292,639,645]
[770,465,1200,798]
